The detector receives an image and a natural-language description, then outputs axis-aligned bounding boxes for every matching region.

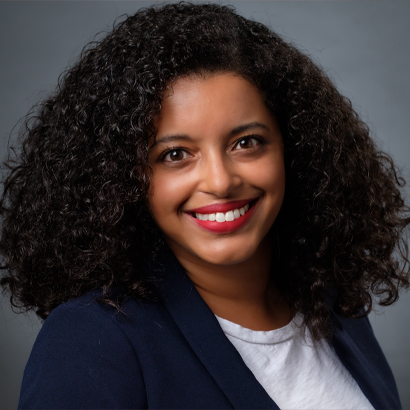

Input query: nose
[198,153,242,197]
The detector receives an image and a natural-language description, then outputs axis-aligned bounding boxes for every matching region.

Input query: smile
[195,203,250,222]
[187,199,258,234]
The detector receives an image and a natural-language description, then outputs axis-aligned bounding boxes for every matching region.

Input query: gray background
[1,1,409,409]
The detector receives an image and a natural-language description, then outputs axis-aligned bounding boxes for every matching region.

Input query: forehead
[156,73,272,137]
[164,73,261,106]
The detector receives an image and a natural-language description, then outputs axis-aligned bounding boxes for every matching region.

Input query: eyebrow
[151,121,270,147]
[229,122,270,136]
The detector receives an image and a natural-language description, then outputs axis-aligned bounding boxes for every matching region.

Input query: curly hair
[1,2,409,339]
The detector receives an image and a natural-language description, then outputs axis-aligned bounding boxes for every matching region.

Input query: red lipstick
[188,199,255,214]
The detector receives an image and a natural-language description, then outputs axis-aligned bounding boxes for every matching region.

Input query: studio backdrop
[1,1,409,409]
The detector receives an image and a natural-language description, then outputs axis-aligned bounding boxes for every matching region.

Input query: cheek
[251,155,286,195]
[148,169,191,222]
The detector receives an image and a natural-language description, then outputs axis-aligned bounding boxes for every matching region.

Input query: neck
[169,237,291,331]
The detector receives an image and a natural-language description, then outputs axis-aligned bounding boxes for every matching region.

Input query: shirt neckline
[215,314,304,344]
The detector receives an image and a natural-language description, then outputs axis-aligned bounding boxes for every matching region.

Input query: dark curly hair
[1,2,409,339]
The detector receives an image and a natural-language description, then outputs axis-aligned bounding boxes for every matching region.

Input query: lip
[187,198,256,214]
[186,198,259,234]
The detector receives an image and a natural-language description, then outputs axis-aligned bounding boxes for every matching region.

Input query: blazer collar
[157,253,279,410]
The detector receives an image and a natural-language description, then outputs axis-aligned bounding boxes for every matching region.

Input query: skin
[148,73,290,330]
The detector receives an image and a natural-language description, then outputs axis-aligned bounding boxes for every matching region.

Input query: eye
[161,148,190,163]
[233,136,261,150]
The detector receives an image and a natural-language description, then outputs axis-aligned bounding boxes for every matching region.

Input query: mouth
[192,199,256,222]
[186,199,259,233]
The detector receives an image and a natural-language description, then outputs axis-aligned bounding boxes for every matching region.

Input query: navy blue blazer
[19,256,401,409]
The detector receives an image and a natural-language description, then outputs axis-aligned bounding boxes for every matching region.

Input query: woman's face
[148,73,285,267]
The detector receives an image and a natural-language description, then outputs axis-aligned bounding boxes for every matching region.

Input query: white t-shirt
[215,314,374,410]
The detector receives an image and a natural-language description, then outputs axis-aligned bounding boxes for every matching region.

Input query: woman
[1,3,408,409]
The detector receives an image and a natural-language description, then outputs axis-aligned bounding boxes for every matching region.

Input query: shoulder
[330,311,402,410]
[34,289,152,355]
[330,310,388,368]
[19,290,151,409]
[331,311,378,352]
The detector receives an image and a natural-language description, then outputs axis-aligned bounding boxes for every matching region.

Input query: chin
[193,242,259,267]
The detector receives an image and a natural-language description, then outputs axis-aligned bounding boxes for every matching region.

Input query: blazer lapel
[155,253,400,410]
[158,255,279,410]
[331,313,402,410]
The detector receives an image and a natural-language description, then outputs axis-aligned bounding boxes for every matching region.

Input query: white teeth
[194,204,251,223]
[216,212,225,222]
[225,211,234,222]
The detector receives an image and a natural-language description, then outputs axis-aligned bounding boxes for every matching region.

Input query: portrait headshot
[1,1,409,409]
